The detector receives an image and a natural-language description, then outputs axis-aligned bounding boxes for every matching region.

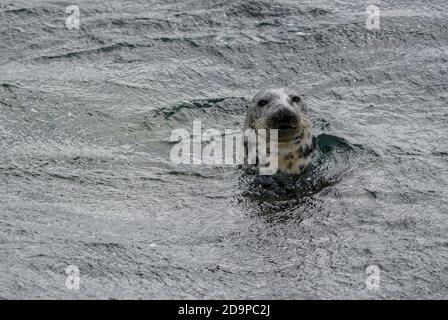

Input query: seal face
[243,88,315,175]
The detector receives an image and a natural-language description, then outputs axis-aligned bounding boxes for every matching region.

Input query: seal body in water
[243,88,315,175]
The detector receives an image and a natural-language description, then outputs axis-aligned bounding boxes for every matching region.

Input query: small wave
[0,83,20,90]
[143,97,249,130]
[226,0,331,19]
[1,7,53,16]
[156,97,247,119]
[38,42,146,60]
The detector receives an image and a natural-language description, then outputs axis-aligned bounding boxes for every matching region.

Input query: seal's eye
[258,99,268,107]
[291,95,301,103]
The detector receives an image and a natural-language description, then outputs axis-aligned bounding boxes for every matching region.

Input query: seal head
[243,88,315,175]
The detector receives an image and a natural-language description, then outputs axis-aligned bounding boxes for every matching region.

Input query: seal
[243,88,315,175]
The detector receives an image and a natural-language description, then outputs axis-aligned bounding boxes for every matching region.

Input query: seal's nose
[270,107,299,128]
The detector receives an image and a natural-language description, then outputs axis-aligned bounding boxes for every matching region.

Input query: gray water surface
[0,0,448,299]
